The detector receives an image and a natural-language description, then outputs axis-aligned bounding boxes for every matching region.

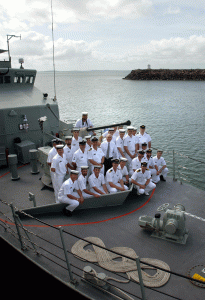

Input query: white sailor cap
[73,127,80,131]
[91,136,98,141]
[80,166,89,169]
[119,157,128,162]
[56,144,64,149]
[108,128,114,131]
[132,127,137,131]
[82,112,88,115]
[127,126,134,130]
[93,165,102,169]
[65,136,72,140]
[119,129,125,133]
[70,170,79,175]
[146,148,152,153]
[85,135,91,139]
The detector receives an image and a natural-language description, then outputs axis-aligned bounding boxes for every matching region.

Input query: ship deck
[0,163,205,300]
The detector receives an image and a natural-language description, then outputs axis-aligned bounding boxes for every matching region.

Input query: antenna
[51,0,57,101]
[7,34,21,61]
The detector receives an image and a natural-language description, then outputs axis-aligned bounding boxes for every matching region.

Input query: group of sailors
[47,112,168,216]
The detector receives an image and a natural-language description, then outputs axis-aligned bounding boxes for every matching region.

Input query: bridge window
[14,76,23,83]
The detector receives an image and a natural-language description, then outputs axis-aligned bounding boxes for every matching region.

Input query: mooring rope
[71,237,171,288]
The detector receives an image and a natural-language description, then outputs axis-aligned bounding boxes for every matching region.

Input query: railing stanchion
[59,226,77,285]
[136,257,146,300]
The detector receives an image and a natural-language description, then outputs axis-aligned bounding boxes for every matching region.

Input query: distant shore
[123,69,205,80]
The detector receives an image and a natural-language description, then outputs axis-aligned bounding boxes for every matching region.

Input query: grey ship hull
[1,162,205,300]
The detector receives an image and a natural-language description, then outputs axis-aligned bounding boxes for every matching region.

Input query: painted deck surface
[0,163,205,300]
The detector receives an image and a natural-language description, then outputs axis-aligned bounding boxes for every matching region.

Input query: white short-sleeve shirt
[88,173,105,189]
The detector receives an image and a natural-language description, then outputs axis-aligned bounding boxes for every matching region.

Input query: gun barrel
[87,120,131,132]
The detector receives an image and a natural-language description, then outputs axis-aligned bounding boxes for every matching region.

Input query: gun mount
[138,203,189,244]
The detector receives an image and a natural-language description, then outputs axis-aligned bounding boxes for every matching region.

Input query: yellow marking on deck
[192,273,205,282]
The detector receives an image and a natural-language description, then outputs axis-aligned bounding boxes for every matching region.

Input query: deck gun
[78,120,131,138]
[138,203,189,244]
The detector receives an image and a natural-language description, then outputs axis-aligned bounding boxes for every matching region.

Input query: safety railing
[0,198,204,300]
[152,148,205,191]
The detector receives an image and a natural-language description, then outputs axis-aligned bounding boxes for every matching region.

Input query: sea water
[35,70,205,189]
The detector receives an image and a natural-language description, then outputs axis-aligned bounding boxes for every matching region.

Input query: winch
[138,203,189,244]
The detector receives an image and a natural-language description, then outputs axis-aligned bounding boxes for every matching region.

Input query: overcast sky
[1,0,205,71]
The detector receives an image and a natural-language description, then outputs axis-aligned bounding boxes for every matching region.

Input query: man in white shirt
[63,136,75,174]
[74,112,94,129]
[118,157,129,186]
[116,129,126,158]
[88,165,109,195]
[78,166,100,198]
[101,134,118,174]
[131,162,156,196]
[142,148,157,178]
[72,139,88,173]
[51,144,68,202]
[58,170,84,217]
[152,150,168,183]
[130,150,145,176]
[74,112,95,136]
[136,125,151,150]
[124,126,137,170]
[71,128,82,153]
[88,136,105,174]
[106,159,128,193]
[47,139,58,186]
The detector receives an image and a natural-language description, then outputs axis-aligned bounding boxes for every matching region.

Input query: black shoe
[63,207,72,217]
[160,175,166,181]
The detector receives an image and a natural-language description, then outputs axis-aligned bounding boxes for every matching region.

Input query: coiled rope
[71,237,170,288]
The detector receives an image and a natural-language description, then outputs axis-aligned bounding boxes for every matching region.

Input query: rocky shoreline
[123,69,205,80]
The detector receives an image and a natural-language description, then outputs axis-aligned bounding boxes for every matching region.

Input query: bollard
[29,149,39,174]
[29,192,36,207]
[8,154,20,181]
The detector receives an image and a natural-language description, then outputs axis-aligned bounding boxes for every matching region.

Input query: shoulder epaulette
[109,169,113,173]
[88,148,92,151]
[137,168,141,172]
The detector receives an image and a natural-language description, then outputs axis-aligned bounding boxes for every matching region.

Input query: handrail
[0,198,204,300]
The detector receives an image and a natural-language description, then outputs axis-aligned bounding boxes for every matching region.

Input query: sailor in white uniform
[88,165,109,195]
[74,112,95,136]
[47,139,58,186]
[124,126,137,170]
[51,144,68,202]
[130,150,145,176]
[63,136,74,175]
[85,135,92,152]
[88,136,105,174]
[71,128,82,153]
[58,170,84,217]
[136,125,151,150]
[152,150,168,183]
[131,162,156,196]
[118,157,129,185]
[116,129,126,158]
[74,112,94,129]
[72,139,88,174]
[142,148,157,177]
[78,166,101,198]
[106,159,128,193]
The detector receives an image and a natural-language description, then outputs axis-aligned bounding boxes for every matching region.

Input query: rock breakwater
[123,69,205,80]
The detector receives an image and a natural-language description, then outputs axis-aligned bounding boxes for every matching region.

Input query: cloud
[113,36,205,68]
[1,0,153,28]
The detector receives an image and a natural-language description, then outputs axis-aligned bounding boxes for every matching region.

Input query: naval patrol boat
[0,36,205,300]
